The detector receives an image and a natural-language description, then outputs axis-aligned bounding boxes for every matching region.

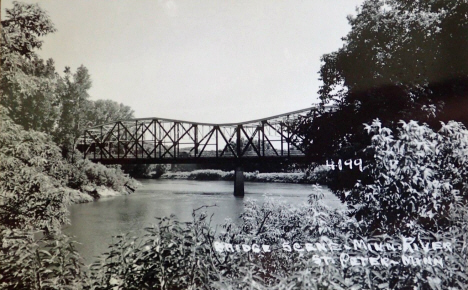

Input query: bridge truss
[76,105,334,165]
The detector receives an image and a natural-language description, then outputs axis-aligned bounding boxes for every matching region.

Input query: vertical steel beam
[153,120,157,159]
[158,120,162,158]
[280,123,284,156]
[236,125,242,158]
[109,134,112,158]
[262,122,265,156]
[100,126,103,159]
[84,131,87,159]
[143,123,147,157]
[117,122,120,159]
[287,121,291,157]
[257,126,261,157]
[135,120,138,159]
[139,120,142,158]
[215,126,219,157]
[177,123,180,158]
[194,125,198,157]
[174,122,178,158]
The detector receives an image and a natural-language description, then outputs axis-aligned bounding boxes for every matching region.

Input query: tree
[1,2,56,58]
[1,2,60,133]
[299,0,468,158]
[295,0,468,196]
[86,99,134,126]
[319,0,468,107]
[55,65,93,157]
[1,2,137,157]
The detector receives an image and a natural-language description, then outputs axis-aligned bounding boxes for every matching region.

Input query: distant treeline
[159,168,330,184]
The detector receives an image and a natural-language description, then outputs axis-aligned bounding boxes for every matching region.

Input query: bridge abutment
[234,166,244,197]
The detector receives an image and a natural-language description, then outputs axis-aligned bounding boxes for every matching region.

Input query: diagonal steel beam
[265,121,305,154]
[120,122,151,158]
[155,120,176,143]
[197,128,215,158]
[218,127,237,158]
[240,126,261,157]
[86,129,114,158]
[159,124,195,159]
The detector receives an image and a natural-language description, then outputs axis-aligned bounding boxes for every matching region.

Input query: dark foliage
[296,0,468,192]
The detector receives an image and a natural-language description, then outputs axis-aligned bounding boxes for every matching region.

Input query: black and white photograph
[1,0,468,289]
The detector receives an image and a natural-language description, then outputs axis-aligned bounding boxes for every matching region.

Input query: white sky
[2,0,363,123]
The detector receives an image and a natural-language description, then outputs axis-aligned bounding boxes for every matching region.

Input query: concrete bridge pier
[234,166,244,197]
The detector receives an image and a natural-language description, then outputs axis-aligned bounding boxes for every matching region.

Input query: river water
[64,179,343,263]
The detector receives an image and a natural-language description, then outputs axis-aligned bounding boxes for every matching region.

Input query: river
[64,179,343,263]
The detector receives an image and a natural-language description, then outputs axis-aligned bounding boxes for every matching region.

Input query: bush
[87,194,468,289]
[341,119,468,234]
[0,110,138,232]
[89,209,218,290]
[0,108,136,287]
[0,228,88,290]
[120,164,167,179]
[0,113,72,233]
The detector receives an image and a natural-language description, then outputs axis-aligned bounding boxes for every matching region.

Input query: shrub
[120,164,167,179]
[87,194,468,289]
[0,113,72,233]
[89,209,219,290]
[79,160,137,192]
[0,108,136,287]
[0,110,137,232]
[341,119,468,234]
[0,228,88,290]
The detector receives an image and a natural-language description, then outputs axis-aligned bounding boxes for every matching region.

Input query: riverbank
[159,167,330,184]
[70,183,140,204]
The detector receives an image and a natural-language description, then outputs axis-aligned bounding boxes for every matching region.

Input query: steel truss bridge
[77,105,334,165]
[77,104,335,196]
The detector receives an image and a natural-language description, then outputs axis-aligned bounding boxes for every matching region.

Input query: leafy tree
[1,1,60,133]
[0,4,140,287]
[1,2,56,58]
[1,2,134,155]
[298,0,468,161]
[55,65,93,157]
[86,99,134,126]
[0,105,140,287]
[319,0,468,111]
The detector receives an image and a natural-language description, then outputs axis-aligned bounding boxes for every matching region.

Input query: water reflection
[64,179,342,263]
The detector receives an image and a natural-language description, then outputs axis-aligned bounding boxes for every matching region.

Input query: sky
[2,0,364,124]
